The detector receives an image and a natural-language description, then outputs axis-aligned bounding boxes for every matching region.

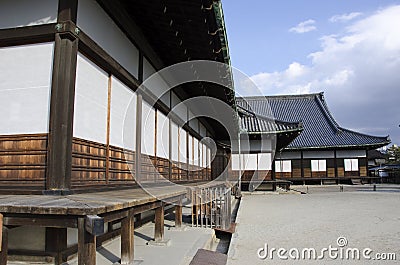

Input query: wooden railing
[188,182,234,230]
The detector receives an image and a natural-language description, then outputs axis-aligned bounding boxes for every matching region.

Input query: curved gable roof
[236,93,390,150]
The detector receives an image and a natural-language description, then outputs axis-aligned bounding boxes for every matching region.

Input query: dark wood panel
[0,134,47,185]
[109,146,135,182]
[71,138,107,185]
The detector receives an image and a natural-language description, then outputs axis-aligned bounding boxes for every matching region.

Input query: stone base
[147,239,171,246]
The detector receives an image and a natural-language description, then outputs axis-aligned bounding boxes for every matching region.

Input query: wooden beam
[78,218,96,265]
[0,226,7,265]
[0,24,56,48]
[45,228,67,265]
[46,31,78,192]
[120,209,134,265]
[4,216,77,228]
[154,205,165,242]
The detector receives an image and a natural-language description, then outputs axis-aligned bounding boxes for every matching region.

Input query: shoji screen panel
[0,43,54,135]
[109,77,136,182]
[72,54,109,184]
[156,111,169,180]
[141,101,156,182]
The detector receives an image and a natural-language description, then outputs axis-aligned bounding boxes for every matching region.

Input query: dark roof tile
[236,93,390,150]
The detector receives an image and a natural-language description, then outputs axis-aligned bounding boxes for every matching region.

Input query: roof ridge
[314,93,341,132]
[237,92,324,100]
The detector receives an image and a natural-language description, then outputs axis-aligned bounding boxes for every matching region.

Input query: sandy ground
[228,184,400,265]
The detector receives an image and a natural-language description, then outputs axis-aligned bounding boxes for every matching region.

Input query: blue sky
[223,0,400,146]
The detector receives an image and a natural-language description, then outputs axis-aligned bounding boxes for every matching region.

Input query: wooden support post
[121,210,134,265]
[135,94,142,183]
[46,0,79,193]
[175,205,183,229]
[0,214,2,251]
[46,228,67,265]
[78,218,96,265]
[154,205,164,242]
[0,226,8,265]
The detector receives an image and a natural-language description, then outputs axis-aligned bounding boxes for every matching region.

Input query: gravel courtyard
[228,185,400,264]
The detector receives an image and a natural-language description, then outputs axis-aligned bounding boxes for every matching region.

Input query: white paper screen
[179,128,187,164]
[311,160,326,172]
[110,77,136,150]
[231,154,241,170]
[141,102,155,155]
[243,154,257,170]
[171,122,179,162]
[344,159,359,171]
[74,54,108,143]
[156,111,169,159]
[0,43,53,134]
[257,153,272,170]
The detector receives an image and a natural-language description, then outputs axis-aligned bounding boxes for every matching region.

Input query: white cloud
[289,19,317,33]
[329,12,362,23]
[245,5,400,144]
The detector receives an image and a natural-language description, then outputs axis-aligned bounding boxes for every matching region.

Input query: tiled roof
[238,105,302,134]
[236,93,390,150]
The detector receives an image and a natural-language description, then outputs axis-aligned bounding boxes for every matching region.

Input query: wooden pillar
[135,95,142,183]
[121,210,134,265]
[0,226,8,265]
[46,0,79,193]
[154,205,164,242]
[169,119,172,181]
[46,228,67,265]
[0,214,8,265]
[78,218,96,265]
[334,150,338,183]
[175,205,183,228]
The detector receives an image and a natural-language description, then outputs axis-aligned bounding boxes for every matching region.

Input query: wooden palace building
[0,0,237,264]
[234,93,390,187]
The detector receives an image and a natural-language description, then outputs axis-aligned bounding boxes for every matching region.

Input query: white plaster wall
[179,128,187,164]
[336,150,366,158]
[276,151,301,160]
[0,0,57,29]
[275,160,292,173]
[171,121,179,162]
[194,137,199,166]
[73,54,108,143]
[110,77,136,150]
[344,158,359,171]
[77,0,139,78]
[303,151,334,159]
[243,154,257,170]
[0,43,53,134]
[156,111,169,159]
[257,153,272,170]
[311,160,327,172]
[189,135,194,165]
[141,101,155,155]
[231,154,240,170]
[171,92,187,122]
